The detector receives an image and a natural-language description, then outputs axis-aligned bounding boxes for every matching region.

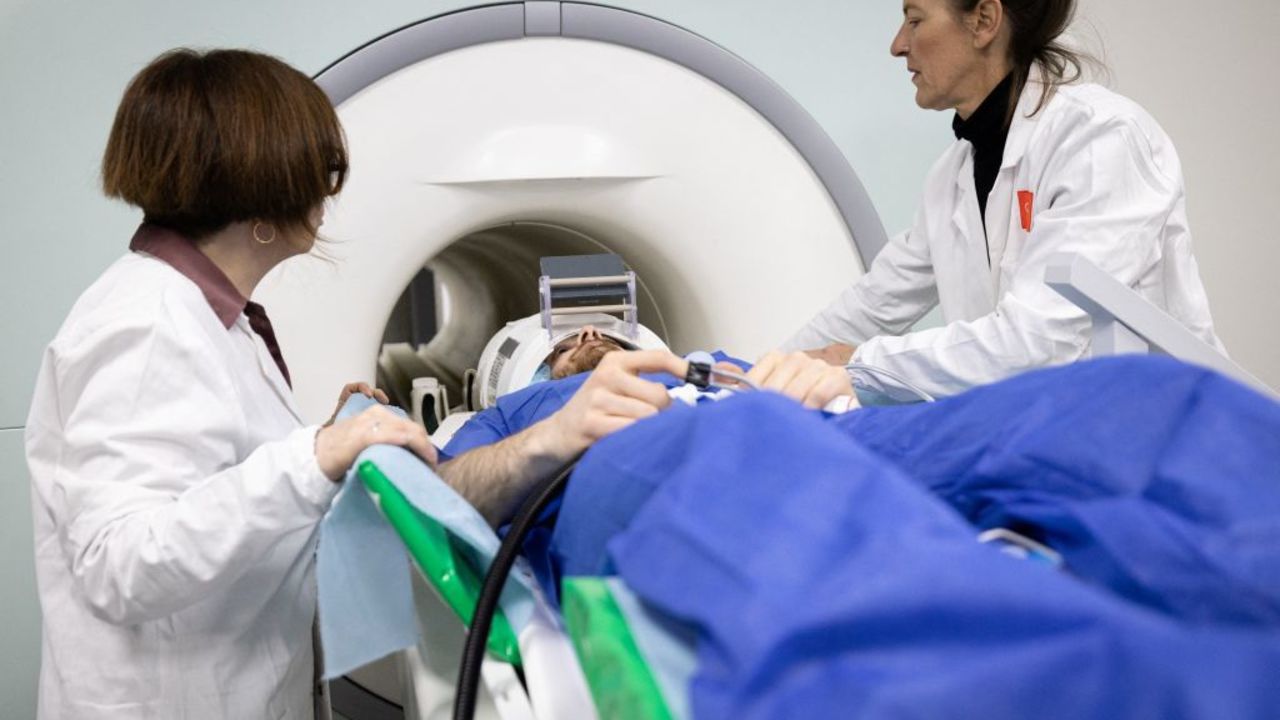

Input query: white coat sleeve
[782,211,940,351]
[33,302,339,626]
[853,118,1176,397]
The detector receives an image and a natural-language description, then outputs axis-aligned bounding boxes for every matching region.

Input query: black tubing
[453,460,578,720]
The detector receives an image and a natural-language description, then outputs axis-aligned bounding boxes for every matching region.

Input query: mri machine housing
[252,1,889,715]
[257,0,887,423]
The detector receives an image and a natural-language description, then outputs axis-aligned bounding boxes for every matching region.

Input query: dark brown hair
[952,0,1087,118]
[102,48,347,240]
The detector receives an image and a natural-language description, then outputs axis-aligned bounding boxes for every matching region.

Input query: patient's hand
[542,349,688,458]
[748,351,855,410]
[439,351,688,527]
[804,343,857,366]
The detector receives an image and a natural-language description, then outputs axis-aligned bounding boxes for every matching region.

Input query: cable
[453,458,579,720]
[845,362,936,403]
[684,359,759,393]
[710,367,760,391]
[693,357,930,403]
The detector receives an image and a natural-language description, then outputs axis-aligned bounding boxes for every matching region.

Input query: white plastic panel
[259,37,863,423]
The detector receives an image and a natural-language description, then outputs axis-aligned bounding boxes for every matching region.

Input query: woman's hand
[325,382,389,426]
[804,343,857,366]
[315,404,437,481]
[747,350,855,410]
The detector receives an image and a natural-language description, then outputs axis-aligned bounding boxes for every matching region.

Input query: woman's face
[891,0,985,113]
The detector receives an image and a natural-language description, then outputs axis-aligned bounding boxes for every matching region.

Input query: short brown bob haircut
[102,48,348,240]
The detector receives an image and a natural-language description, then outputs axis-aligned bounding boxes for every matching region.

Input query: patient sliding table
[357,457,682,720]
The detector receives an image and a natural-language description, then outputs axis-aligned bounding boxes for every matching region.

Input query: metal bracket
[539,273,639,340]
[538,255,639,340]
[1045,252,1274,396]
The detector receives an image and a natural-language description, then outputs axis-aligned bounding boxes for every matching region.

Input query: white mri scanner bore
[256,2,887,425]
[252,2,888,715]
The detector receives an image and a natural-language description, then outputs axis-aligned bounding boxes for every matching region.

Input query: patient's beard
[553,341,621,379]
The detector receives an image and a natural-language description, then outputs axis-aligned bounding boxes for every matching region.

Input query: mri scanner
[256,0,889,424]
[252,1,887,715]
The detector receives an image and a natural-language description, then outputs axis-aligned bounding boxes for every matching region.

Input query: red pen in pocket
[1018,190,1034,232]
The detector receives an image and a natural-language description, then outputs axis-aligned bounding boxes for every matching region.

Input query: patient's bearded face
[547,326,625,379]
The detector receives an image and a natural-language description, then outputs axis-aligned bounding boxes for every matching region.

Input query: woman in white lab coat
[786,0,1224,397]
[24,49,435,719]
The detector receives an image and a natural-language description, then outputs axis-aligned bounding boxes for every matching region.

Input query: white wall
[1075,0,1280,384]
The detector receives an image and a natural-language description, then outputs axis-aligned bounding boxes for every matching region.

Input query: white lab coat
[785,73,1224,397]
[25,252,339,719]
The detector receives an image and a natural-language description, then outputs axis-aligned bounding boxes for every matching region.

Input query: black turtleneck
[952,72,1015,228]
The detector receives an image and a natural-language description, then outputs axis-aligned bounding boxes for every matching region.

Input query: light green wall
[0,428,39,719]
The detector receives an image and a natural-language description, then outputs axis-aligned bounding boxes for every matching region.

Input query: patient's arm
[438,421,566,527]
[439,350,688,527]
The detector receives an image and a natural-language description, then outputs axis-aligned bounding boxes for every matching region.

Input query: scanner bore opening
[377,221,665,413]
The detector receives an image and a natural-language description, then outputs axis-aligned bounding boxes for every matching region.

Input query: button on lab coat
[786,75,1224,397]
[25,253,339,719]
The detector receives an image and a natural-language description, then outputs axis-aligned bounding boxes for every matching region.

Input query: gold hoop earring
[252,222,277,245]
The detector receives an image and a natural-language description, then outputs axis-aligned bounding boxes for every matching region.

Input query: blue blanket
[555,356,1280,719]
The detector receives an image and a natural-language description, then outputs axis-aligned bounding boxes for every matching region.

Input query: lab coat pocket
[46,606,164,709]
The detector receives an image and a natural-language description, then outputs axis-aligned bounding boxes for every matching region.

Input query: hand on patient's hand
[325,382,389,427]
[748,350,855,410]
[315,404,437,482]
[543,349,688,459]
[804,343,857,366]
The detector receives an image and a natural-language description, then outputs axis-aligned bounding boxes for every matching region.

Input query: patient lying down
[434,325,853,526]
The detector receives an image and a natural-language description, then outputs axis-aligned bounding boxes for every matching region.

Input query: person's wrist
[530,413,583,464]
[834,343,856,365]
[313,426,344,482]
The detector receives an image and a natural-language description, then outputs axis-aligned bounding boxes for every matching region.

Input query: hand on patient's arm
[439,350,688,527]
[748,351,855,410]
[804,343,857,366]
